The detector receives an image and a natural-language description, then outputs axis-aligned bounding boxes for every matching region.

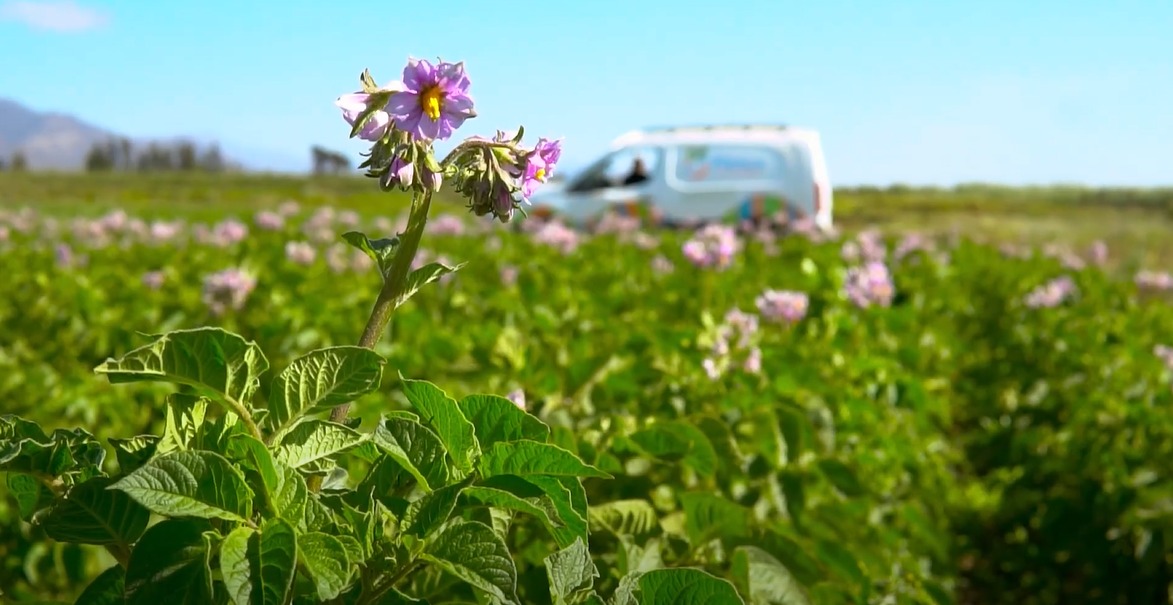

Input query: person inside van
[620,157,650,186]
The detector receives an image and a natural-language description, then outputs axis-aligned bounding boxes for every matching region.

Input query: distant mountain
[0,98,304,172]
[0,98,113,170]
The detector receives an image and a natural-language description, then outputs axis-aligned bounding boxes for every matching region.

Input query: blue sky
[1,0,1170,185]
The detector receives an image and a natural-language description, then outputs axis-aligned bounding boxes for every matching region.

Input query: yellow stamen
[420,86,443,121]
[534,167,546,181]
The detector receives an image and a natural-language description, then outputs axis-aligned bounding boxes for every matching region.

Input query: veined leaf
[544,537,599,605]
[421,520,520,605]
[273,419,364,469]
[110,450,253,522]
[400,378,479,473]
[297,532,353,601]
[220,518,298,605]
[94,327,269,410]
[124,519,217,605]
[74,564,125,605]
[265,346,386,436]
[372,415,449,491]
[458,394,550,448]
[731,545,813,605]
[37,476,150,546]
[477,440,610,480]
[637,568,745,604]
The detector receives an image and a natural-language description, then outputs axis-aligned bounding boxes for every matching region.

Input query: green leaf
[124,519,216,605]
[731,546,812,605]
[273,419,364,469]
[110,450,253,522]
[400,378,479,473]
[342,231,400,277]
[421,520,519,605]
[74,564,125,605]
[297,532,353,601]
[529,476,589,543]
[108,435,159,474]
[637,568,745,604]
[220,519,298,605]
[228,434,279,497]
[94,327,269,411]
[778,471,805,527]
[372,416,449,491]
[0,416,105,479]
[816,459,866,497]
[274,464,309,528]
[403,479,469,540]
[155,394,209,455]
[545,537,599,605]
[266,346,386,436]
[628,421,718,477]
[6,472,50,521]
[815,539,865,587]
[37,476,150,546]
[477,440,611,480]
[461,484,573,547]
[695,415,745,474]
[398,262,466,307]
[588,499,659,540]
[457,394,550,448]
[680,492,750,545]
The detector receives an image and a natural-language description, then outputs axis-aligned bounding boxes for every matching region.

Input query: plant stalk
[308,190,434,493]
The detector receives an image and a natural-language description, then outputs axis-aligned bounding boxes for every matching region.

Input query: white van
[528,124,834,230]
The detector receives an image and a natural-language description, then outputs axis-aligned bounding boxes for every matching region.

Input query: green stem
[104,543,130,568]
[358,560,423,605]
[308,190,434,493]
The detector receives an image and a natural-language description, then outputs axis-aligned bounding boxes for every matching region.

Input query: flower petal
[443,93,476,118]
[400,57,424,91]
[418,115,443,140]
[386,91,419,119]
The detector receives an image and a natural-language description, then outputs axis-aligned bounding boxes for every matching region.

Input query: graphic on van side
[677,145,776,183]
[722,193,787,223]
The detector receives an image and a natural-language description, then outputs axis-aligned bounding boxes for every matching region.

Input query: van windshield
[567,147,661,193]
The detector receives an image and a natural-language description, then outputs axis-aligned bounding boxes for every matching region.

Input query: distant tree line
[82,137,234,173]
[311,146,351,176]
[0,151,28,172]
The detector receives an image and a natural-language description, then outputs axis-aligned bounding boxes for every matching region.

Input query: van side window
[567,147,661,193]
[675,145,780,183]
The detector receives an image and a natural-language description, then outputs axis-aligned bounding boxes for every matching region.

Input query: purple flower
[142,271,165,290]
[531,221,580,254]
[506,389,527,410]
[335,92,393,141]
[430,214,466,236]
[1088,240,1108,266]
[500,265,519,286]
[211,219,249,247]
[387,58,476,141]
[682,224,739,270]
[651,254,675,274]
[1155,344,1173,370]
[844,261,894,309]
[202,268,257,316]
[1024,275,1077,308]
[1136,270,1173,292]
[756,289,808,324]
[254,210,285,231]
[285,241,317,266]
[743,347,762,374]
[519,138,563,199]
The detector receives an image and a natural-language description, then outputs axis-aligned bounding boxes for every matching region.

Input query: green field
[2,173,1173,605]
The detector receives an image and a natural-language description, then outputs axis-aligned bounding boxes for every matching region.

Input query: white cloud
[0,0,108,33]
